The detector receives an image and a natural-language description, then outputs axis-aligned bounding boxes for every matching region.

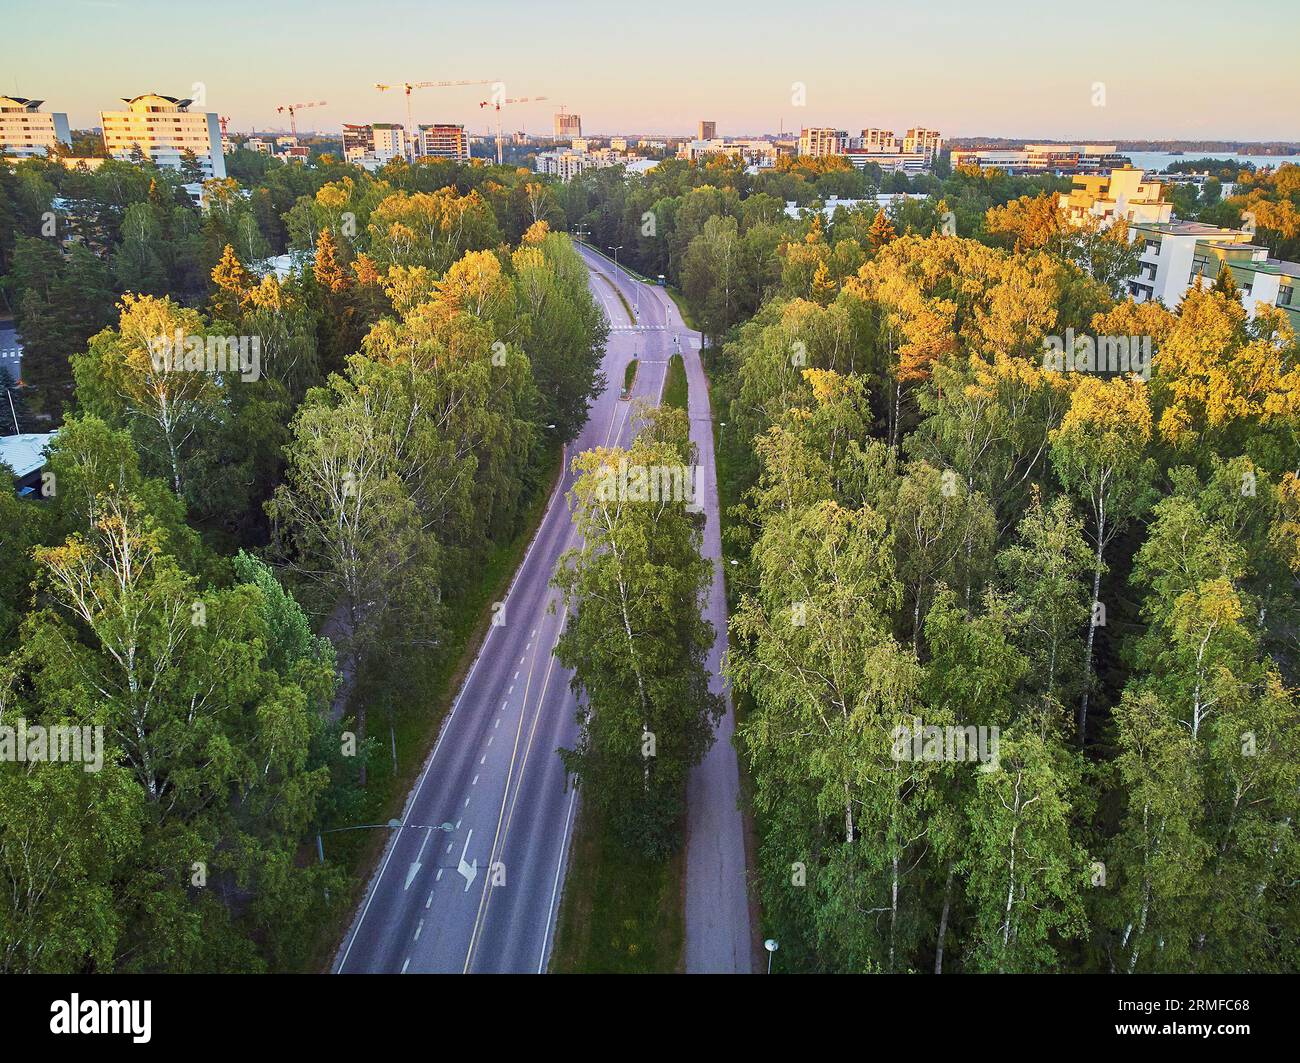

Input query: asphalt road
[334,245,671,974]
[572,250,753,972]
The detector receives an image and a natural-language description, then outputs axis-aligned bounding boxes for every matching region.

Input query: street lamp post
[764,938,779,973]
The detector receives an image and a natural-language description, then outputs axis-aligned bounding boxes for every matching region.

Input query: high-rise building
[853,127,898,153]
[902,126,942,164]
[1125,220,1299,332]
[416,123,469,161]
[0,96,71,157]
[699,120,716,141]
[798,127,848,157]
[342,123,374,160]
[100,93,225,179]
[1060,167,1172,228]
[371,123,407,163]
[554,110,581,139]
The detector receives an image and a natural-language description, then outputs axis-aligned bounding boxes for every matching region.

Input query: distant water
[1125,151,1300,174]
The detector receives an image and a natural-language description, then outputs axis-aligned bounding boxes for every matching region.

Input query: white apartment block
[371,123,407,163]
[851,128,898,152]
[677,137,778,164]
[416,123,469,161]
[0,97,71,157]
[536,148,590,181]
[1126,220,1300,332]
[799,127,848,157]
[903,126,942,164]
[100,94,225,179]
[1060,167,1173,228]
[535,147,646,182]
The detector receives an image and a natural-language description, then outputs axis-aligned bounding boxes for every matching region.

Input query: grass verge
[549,802,685,973]
[665,286,699,331]
[596,271,637,325]
[663,353,687,410]
[622,358,638,398]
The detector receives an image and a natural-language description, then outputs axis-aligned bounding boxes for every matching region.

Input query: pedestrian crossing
[608,324,668,331]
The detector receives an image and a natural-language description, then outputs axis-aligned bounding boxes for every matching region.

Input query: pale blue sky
[8,0,1299,139]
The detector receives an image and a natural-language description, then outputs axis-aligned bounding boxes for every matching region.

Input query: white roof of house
[0,432,57,479]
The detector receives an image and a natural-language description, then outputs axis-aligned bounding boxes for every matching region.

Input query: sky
[8,0,1299,141]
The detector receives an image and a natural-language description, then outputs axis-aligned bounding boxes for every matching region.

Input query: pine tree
[210,244,251,323]
[867,208,897,250]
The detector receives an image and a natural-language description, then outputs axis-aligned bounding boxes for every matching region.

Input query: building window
[1280,284,1295,307]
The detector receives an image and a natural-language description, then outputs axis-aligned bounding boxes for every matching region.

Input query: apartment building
[1060,167,1172,228]
[799,127,848,157]
[371,123,407,163]
[677,137,778,164]
[100,94,225,179]
[342,122,374,161]
[0,96,71,157]
[903,126,942,164]
[699,120,716,141]
[416,123,469,161]
[535,146,647,181]
[1125,220,1300,330]
[852,128,898,152]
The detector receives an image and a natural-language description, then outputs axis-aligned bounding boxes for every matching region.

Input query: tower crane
[276,100,326,136]
[374,80,498,147]
[478,96,547,165]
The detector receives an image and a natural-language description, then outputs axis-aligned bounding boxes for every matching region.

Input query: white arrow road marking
[404,862,421,890]
[458,830,478,892]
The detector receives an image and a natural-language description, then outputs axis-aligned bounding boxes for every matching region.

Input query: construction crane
[276,101,326,136]
[479,96,547,165]
[374,79,497,141]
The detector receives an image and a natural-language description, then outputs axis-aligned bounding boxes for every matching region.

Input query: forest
[1,142,1296,972]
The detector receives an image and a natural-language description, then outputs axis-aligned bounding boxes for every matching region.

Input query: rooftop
[0,432,57,480]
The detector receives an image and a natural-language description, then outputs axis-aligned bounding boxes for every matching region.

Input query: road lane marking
[463,319,644,971]
[540,782,581,973]
[337,395,577,972]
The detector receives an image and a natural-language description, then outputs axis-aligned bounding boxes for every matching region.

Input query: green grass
[597,273,636,325]
[308,443,564,971]
[663,353,688,410]
[549,803,685,973]
[622,358,638,397]
[665,286,699,331]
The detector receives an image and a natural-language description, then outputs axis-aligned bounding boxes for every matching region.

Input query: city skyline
[8,0,1298,140]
